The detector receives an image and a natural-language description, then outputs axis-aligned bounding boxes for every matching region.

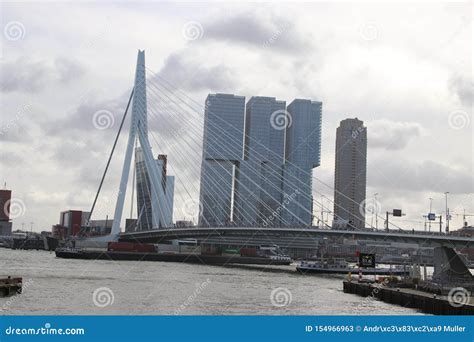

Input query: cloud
[155,52,237,92]
[0,57,85,93]
[202,10,310,53]
[43,91,129,136]
[369,157,473,194]
[55,57,85,83]
[2,2,472,231]
[449,74,473,107]
[368,119,426,150]
[0,150,25,166]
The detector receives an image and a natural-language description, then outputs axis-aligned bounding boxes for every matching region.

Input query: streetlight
[374,193,379,229]
[444,192,450,234]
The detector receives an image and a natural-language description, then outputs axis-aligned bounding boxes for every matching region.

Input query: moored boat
[296,258,409,276]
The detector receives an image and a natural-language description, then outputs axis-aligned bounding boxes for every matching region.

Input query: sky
[0,1,472,232]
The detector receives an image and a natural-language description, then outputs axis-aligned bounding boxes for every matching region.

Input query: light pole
[374,193,379,229]
[428,197,433,232]
[444,192,449,234]
[321,195,325,228]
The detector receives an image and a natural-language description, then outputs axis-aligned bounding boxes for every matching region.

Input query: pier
[0,277,22,297]
[343,280,474,315]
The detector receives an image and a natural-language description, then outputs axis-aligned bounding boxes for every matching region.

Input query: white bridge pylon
[110,50,167,237]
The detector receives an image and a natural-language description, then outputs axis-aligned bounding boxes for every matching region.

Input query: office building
[333,118,367,229]
[199,93,323,227]
[135,148,174,229]
[235,96,286,226]
[199,94,245,226]
[282,99,322,226]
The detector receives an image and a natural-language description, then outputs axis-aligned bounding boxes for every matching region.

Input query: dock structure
[0,277,22,297]
[343,280,474,315]
[343,247,474,315]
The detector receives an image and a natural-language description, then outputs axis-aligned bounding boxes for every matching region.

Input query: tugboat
[296,258,409,276]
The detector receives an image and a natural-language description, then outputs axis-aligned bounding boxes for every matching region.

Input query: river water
[0,249,422,315]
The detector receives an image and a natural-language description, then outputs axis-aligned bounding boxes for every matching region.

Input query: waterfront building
[199,93,323,227]
[282,99,322,226]
[332,118,367,229]
[135,148,174,229]
[234,96,286,226]
[199,94,245,226]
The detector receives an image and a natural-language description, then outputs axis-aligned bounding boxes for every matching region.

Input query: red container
[240,247,257,257]
[201,246,220,255]
[108,242,155,253]
[133,244,155,253]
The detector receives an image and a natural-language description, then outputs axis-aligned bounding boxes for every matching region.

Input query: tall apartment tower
[333,118,367,229]
[282,99,322,226]
[234,96,286,226]
[199,94,245,226]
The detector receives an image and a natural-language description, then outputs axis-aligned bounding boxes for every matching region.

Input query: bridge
[81,51,472,259]
[120,227,474,249]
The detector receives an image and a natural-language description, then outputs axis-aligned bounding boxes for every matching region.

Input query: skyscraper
[199,94,245,226]
[235,96,286,226]
[333,118,367,229]
[282,99,322,226]
[199,93,323,228]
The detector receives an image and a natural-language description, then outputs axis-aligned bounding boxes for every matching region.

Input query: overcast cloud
[1,1,472,232]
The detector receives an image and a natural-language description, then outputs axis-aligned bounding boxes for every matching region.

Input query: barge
[296,258,409,276]
[55,241,292,266]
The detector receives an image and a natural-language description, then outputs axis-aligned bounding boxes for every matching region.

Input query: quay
[0,277,22,297]
[343,280,474,315]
